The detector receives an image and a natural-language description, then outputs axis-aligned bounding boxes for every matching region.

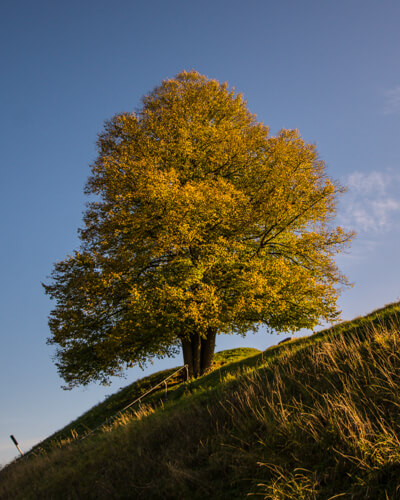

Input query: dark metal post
[10,435,23,456]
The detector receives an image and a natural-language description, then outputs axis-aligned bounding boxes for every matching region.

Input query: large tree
[44,71,353,386]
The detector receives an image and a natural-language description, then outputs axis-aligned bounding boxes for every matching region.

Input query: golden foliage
[44,71,353,387]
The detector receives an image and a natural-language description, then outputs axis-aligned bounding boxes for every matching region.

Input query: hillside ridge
[1,300,400,499]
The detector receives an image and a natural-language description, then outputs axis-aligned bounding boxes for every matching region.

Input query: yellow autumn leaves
[44,71,353,387]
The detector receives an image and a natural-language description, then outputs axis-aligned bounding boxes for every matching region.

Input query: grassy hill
[1,301,400,499]
[26,346,262,456]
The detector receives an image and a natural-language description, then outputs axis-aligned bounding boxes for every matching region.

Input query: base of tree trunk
[181,329,217,379]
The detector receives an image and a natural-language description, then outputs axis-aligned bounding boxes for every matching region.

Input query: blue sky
[1,0,400,465]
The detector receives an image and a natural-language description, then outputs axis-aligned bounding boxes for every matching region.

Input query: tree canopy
[44,70,353,385]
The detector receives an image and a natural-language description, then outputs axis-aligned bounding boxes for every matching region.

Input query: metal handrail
[10,364,189,463]
[80,364,189,441]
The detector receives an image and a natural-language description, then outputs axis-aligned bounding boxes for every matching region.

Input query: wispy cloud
[339,170,400,233]
[383,86,400,114]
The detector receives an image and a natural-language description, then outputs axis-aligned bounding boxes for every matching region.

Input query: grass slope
[27,347,261,455]
[1,301,400,499]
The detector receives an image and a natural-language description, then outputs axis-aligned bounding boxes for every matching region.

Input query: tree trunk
[200,328,216,375]
[181,329,217,379]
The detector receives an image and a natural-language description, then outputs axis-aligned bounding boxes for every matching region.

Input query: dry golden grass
[229,322,400,498]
